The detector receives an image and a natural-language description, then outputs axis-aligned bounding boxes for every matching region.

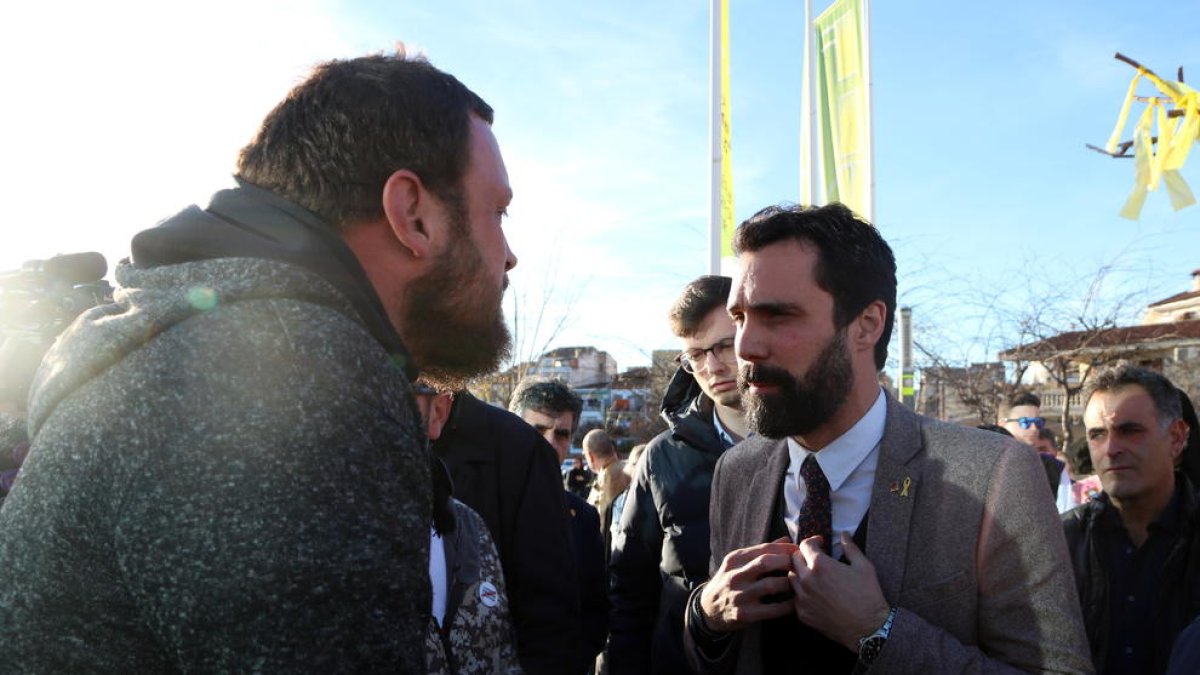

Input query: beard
[399,233,512,390]
[738,328,853,439]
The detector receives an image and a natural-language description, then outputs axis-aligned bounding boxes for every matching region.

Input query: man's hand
[699,538,798,633]
[790,533,890,650]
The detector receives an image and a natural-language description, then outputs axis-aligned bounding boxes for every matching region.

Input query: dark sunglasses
[1003,416,1046,430]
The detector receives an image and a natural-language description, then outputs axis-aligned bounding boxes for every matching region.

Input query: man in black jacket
[509,378,609,673]
[1063,364,1200,675]
[432,391,583,674]
[608,275,748,674]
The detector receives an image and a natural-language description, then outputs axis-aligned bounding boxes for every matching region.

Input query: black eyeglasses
[676,337,736,374]
[1003,416,1046,430]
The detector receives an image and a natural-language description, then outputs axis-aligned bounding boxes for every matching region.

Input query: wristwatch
[856,607,897,668]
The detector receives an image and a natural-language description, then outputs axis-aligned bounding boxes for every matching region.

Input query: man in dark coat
[433,391,584,674]
[1063,364,1200,674]
[509,377,609,673]
[0,53,518,672]
[607,274,747,675]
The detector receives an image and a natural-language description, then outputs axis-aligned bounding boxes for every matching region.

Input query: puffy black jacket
[1063,473,1200,674]
[607,368,730,675]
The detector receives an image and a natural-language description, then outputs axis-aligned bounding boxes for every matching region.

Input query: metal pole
[708,0,722,275]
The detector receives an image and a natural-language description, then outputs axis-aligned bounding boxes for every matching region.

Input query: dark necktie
[797,454,832,554]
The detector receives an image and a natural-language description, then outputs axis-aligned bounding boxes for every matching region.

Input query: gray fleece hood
[28,181,415,436]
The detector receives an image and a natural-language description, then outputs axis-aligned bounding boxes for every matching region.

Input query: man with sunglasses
[1000,392,1048,445]
[608,275,749,675]
[1002,392,1072,507]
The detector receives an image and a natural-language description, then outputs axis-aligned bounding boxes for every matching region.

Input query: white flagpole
[803,0,818,206]
[708,0,722,275]
[863,0,875,223]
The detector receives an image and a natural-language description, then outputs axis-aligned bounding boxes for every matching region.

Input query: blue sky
[1,0,1197,377]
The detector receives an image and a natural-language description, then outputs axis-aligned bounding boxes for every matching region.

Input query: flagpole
[802,0,818,206]
[708,0,722,275]
[862,0,874,223]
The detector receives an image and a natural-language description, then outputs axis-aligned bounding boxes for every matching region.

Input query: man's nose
[735,322,766,363]
[504,237,517,272]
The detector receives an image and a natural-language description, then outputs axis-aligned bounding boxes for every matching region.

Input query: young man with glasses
[608,275,748,675]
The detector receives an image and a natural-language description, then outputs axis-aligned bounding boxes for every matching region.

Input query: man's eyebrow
[744,300,800,314]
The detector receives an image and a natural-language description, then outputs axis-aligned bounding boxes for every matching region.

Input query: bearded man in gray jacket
[0,51,517,673]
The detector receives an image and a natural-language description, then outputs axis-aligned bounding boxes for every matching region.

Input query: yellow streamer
[1111,69,1199,220]
[1106,71,1143,154]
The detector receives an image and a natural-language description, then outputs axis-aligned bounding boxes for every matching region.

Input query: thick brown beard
[738,328,852,439]
[400,236,511,390]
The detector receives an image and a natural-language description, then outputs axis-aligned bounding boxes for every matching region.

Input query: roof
[998,319,1200,360]
[1147,289,1200,308]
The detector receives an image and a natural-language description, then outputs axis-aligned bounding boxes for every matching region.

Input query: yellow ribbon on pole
[1106,62,1199,219]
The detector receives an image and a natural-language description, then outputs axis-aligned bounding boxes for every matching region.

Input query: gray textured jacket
[685,393,1093,674]
[0,183,431,672]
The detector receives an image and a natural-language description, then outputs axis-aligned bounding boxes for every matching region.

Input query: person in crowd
[415,383,521,675]
[584,429,625,517]
[1166,613,1200,675]
[432,388,583,674]
[608,443,646,551]
[0,51,517,672]
[1001,392,1068,502]
[1066,437,1104,505]
[566,455,595,499]
[510,378,608,672]
[1178,387,1200,488]
[685,203,1091,674]
[1063,364,1200,675]
[608,274,748,675]
[1036,426,1079,512]
[999,391,1046,445]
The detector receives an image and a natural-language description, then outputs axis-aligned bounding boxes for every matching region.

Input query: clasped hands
[698,533,890,651]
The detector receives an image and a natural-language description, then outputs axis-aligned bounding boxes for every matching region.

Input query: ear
[381,169,437,260]
[850,300,887,355]
[1168,418,1189,463]
[426,392,455,441]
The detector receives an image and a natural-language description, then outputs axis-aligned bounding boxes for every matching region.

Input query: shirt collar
[786,388,887,491]
[712,408,736,449]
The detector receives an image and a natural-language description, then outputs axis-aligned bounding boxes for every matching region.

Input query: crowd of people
[1,50,1199,675]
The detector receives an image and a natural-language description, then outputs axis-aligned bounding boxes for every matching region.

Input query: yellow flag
[719,0,735,259]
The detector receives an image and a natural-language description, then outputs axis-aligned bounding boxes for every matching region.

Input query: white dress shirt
[785,387,886,560]
[429,527,447,627]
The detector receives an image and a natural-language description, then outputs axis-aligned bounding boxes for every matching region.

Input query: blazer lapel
[866,394,925,603]
[741,438,791,548]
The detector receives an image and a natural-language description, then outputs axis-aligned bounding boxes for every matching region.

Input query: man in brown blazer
[684,203,1092,673]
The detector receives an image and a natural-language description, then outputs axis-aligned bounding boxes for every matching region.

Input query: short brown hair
[668,276,732,338]
[236,51,492,230]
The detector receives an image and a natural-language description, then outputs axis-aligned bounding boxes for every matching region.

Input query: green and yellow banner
[811,0,872,220]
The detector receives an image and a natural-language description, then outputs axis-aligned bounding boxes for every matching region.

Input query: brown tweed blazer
[686,393,1094,674]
